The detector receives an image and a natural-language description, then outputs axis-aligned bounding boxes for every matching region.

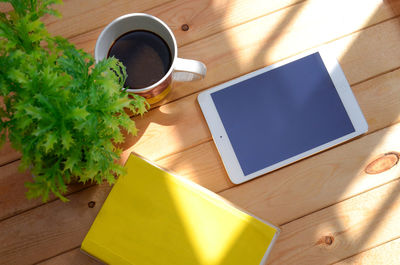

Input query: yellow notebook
[81,154,279,265]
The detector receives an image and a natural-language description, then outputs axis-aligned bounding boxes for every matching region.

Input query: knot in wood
[181,24,189,31]
[365,152,399,174]
[88,201,96,208]
[324,235,334,245]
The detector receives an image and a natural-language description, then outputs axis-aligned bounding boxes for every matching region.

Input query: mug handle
[173,58,207,82]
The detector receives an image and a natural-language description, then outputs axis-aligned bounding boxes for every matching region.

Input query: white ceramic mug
[95,13,207,104]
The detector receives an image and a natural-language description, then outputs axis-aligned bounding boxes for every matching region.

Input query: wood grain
[72,0,397,57]
[0,0,331,166]
[1,0,398,165]
[34,0,170,39]
[0,183,110,265]
[0,142,19,166]
[39,184,400,265]
[68,0,400,110]
[152,63,400,193]
[122,41,400,163]
[1,0,400,263]
[220,121,400,225]
[66,0,304,51]
[37,248,101,265]
[163,0,400,104]
[71,0,400,93]
[2,0,302,44]
[386,0,400,16]
[0,0,305,58]
[37,237,400,265]
[334,238,400,265]
[160,58,400,194]
[2,121,400,264]
[0,162,39,221]
[2,21,400,224]
[156,141,232,192]
[0,161,91,221]
[267,178,400,264]
[149,0,303,46]
[0,0,171,162]
[81,9,400,166]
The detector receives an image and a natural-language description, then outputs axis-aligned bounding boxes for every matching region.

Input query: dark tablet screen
[211,52,355,175]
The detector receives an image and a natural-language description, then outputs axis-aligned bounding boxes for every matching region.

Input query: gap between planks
[40,191,400,265]
[279,175,400,228]
[161,0,309,49]
[0,1,400,260]
[1,0,398,166]
[265,178,400,264]
[2,118,400,264]
[0,0,315,166]
[62,0,177,40]
[33,246,81,265]
[23,135,400,264]
[149,13,400,111]
[2,15,398,222]
[332,236,400,265]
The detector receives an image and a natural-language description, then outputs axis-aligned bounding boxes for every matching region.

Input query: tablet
[198,50,368,184]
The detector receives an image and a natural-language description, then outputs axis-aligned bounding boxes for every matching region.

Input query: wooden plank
[267,178,400,265]
[38,238,400,265]
[69,0,400,113]
[1,0,398,165]
[33,0,170,39]
[156,141,232,192]
[0,1,400,262]
[150,0,304,46]
[71,0,400,104]
[0,142,19,166]
[1,0,303,49]
[0,0,328,166]
[33,225,400,265]
[2,19,400,223]
[155,65,400,192]
[2,64,399,261]
[154,58,400,191]
[0,0,173,169]
[37,248,101,265]
[0,0,169,162]
[47,0,307,44]
[163,0,400,104]
[37,189,400,265]
[0,160,90,221]
[353,67,400,131]
[50,0,303,45]
[334,238,400,265]
[121,17,400,163]
[0,140,227,223]
[120,93,210,161]
[73,0,398,57]
[386,0,400,16]
[0,162,38,221]
[220,120,400,225]
[2,121,400,264]
[0,183,110,265]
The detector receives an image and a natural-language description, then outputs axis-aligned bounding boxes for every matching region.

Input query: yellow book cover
[81,154,279,265]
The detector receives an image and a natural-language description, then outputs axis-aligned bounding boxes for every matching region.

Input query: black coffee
[107,30,172,89]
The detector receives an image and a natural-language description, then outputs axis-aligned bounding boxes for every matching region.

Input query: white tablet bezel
[198,48,368,184]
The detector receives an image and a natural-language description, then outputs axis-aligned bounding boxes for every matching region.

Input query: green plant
[0,0,148,201]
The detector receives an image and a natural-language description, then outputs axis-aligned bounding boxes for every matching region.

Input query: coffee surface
[108,30,172,89]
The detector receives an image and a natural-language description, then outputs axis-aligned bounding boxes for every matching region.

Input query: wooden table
[1,0,400,264]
